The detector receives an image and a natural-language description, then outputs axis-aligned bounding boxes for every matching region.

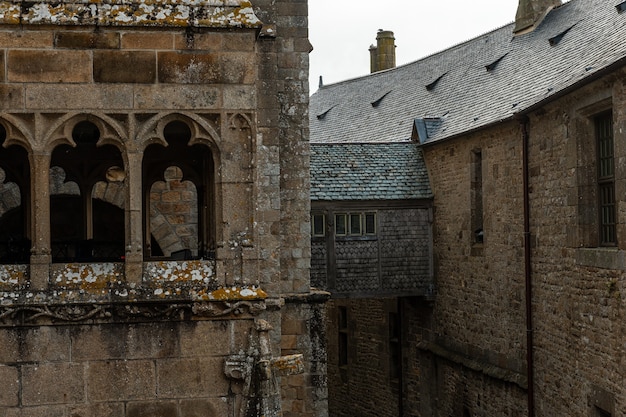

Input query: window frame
[595,111,616,246]
[311,213,326,237]
[334,211,377,238]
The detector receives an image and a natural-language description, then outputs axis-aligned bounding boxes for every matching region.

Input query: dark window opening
[596,112,616,246]
[365,213,376,235]
[50,121,125,262]
[0,126,30,264]
[471,149,484,244]
[143,121,215,260]
[311,213,325,237]
[335,213,347,236]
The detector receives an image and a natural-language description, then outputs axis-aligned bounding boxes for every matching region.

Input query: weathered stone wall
[325,298,403,417]
[0,0,322,415]
[419,67,626,416]
[420,121,529,416]
[0,319,252,416]
[523,70,626,417]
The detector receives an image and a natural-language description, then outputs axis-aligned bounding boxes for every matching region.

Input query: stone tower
[0,0,327,416]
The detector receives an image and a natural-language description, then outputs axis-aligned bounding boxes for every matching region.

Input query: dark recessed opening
[72,121,100,145]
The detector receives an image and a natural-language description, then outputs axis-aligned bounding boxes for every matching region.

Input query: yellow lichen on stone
[0,265,26,290]
[0,1,21,24]
[194,286,267,301]
[51,263,123,291]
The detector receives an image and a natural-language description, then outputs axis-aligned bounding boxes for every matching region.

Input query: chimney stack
[369,30,396,73]
[514,0,561,35]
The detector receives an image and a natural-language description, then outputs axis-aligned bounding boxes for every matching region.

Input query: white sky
[308,0,521,93]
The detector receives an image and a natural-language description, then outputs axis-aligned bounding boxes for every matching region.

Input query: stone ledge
[0,0,262,28]
[418,340,528,389]
[0,297,267,326]
[576,247,625,270]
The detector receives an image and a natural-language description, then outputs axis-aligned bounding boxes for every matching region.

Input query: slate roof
[310,0,626,145]
[310,142,432,201]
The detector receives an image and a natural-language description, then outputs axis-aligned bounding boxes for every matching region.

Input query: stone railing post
[29,151,51,290]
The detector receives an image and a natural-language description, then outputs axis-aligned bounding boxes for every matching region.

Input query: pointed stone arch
[140,113,220,260]
[136,111,222,156]
[0,115,34,152]
[43,112,128,155]
[48,117,126,262]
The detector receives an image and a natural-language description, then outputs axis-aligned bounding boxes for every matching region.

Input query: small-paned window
[365,213,376,235]
[335,214,347,236]
[335,212,377,237]
[349,213,362,235]
[596,111,616,246]
[311,214,325,237]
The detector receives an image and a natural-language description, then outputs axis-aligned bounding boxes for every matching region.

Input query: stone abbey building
[311,0,626,415]
[0,1,325,416]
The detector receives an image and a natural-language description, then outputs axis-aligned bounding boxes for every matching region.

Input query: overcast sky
[308,0,521,93]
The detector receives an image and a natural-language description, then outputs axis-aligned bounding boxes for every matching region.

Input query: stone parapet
[0,0,262,27]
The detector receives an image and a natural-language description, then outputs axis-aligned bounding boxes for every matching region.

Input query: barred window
[596,111,615,246]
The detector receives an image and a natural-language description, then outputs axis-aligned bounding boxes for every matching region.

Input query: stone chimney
[369,30,396,73]
[514,0,561,34]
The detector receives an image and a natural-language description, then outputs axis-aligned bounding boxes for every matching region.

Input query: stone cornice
[0,298,268,326]
[0,0,262,27]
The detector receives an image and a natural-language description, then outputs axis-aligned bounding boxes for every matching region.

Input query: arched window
[50,121,125,262]
[143,121,214,260]
[0,124,30,264]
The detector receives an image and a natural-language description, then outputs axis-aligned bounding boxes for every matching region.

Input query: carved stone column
[225,319,304,417]
[29,151,51,290]
[124,150,143,284]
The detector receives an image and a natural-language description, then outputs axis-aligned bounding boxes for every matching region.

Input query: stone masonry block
[0,85,24,110]
[22,363,84,405]
[179,320,232,357]
[126,401,178,417]
[134,85,221,110]
[86,360,155,402]
[4,405,66,417]
[174,32,223,51]
[157,357,228,398]
[223,85,256,109]
[122,32,174,50]
[94,51,156,83]
[71,325,125,360]
[68,402,125,417]
[221,52,256,84]
[0,51,5,82]
[0,31,53,48]
[125,324,180,360]
[8,50,91,83]
[25,85,133,110]
[55,32,120,49]
[0,365,18,406]
[180,399,229,417]
[158,51,220,84]
[16,326,71,363]
[0,329,19,363]
[282,317,306,336]
[222,32,256,52]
